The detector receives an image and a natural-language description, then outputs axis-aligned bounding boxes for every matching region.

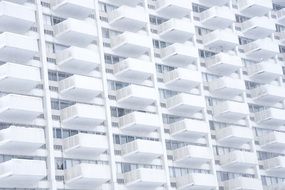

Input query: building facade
[0,0,285,189]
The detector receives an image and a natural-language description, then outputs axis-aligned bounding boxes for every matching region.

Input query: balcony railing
[121,139,163,161]
[241,16,275,39]
[213,101,249,121]
[161,43,198,67]
[242,38,279,60]
[119,111,160,133]
[216,126,253,145]
[124,168,166,188]
[170,119,210,139]
[0,94,43,123]
[163,68,202,92]
[259,131,285,151]
[205,53,242,75]
[238,0,273,16]
[251,85,285,104]
[156,0,192,18]
[0,159,46,188]
[247,61,283,82]
[108,5,146,32]
[0,1,35,33]
[224,177,263,190]
[116,85,156,109]
[158,18,195,43]
[255,108,285,126]
[64,163,111,188]
[56,46,100,74]
[220,151,258,169]
[173,145,212,165]
[61,103,105,130]
[200,6,235,29]
[51,0,93,19]
[114,58,153,83]
[63,133,108,156]
[111,32,152,57]
[176,173,218,190]
[0,32,37,63]
[54,18,97,47]
[166,93,205,116]
[59,75,102,100]
[209,77,245,98]
[0,63,40,93]
[0,126,45,152]
[203,29,238,51]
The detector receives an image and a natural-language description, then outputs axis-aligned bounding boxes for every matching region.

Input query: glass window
[53,128,62,139]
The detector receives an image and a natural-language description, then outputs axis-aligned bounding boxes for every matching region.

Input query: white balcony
[59,75,102,100]
[158,18,195,43]
[274,0,285,6]
[260,131,285,151]
[65,164,111,189]
[263,156,285,176]
[241,16,275,39]
[61,103,105,130]
[0,63,40,93]
[272,0,285,7]
[119,111,160,133]
[205,53,242,75]
[265,183,285,190]
[277,8,285,25]
[220,151,258,169]
[0,126,44,152]
[173,145,212,165]
[170,119,210,139]
[242,38,279,60]
[199,0,229,6]
[4,0,28,3]
[251,85,285,104]
[166,93,205,116]
[111,32,151,57]
[216,126,254,145]
[238,0,273,16]
[122,139,163,161]
[63,133,108,156]
[163,68,202,92]
[54,18,97,47]
[114,58,153,83]
[56,46,100,74]
[209,77,245,98]
[255,108,285,126]
[247,61,283,82]
[213,101,249,121]
[109,6,146,32]
[0,32,37,63]
[224,177,263,190]
[176,173,218,190]
[156,0,192,18]
[200,6,235,29]
[124,168,165,188]
[0,94,42,123]
[111,0,142,7]
[0,1,35,33]
[116,85,156,109]
[203,29,239,51]
[51,0,93,19]
[0,159,46,188]
[161,43,198,67]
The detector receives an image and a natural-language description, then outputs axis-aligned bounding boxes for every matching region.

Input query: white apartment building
[0,0,285,189]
